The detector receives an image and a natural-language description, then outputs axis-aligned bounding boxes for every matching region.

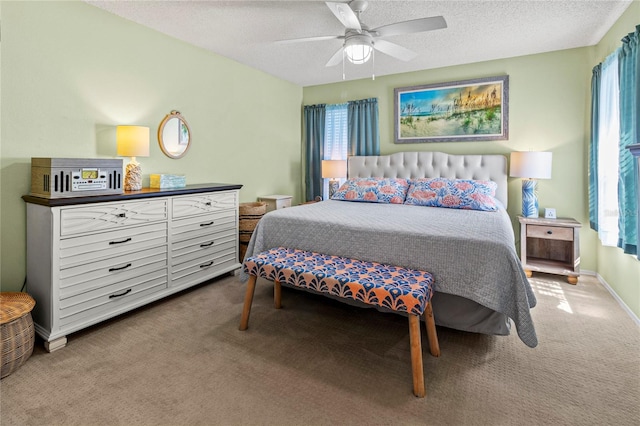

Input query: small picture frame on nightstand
[544,208,557,219]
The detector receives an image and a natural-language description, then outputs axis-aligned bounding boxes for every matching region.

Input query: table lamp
[510,151,553,218]
[322,159,347,199]
[117,125,150,191]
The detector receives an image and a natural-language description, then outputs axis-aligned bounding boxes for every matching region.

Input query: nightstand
[258,195,292,212]
[518,216,582,284]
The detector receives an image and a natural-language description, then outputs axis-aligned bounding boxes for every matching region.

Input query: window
[596,52,620,247]
[590,25,639,257]
[323,103,348,199]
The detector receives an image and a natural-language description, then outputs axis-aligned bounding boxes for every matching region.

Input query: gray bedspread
[242,200,538,348]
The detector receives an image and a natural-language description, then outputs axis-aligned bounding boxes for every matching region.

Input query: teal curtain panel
[304,104,326,202]
[617,25,639,256]
[348,98,380,156]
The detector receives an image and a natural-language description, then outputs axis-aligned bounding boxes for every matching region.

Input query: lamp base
[328,179,339,199]
[124,161,142,191]
[521,179,539,218]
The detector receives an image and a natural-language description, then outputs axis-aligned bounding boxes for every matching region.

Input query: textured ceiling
[86,0,633,87]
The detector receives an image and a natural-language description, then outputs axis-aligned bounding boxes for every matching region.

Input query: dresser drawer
[172,234,236,266]
[171,250,238,288]
[172,191,236,218]
[59,270,167,327]
[59,223,167,269]
[171,211,236,243]
[59,246,167,297]
[526,225,573,241]
[60,200,167,236]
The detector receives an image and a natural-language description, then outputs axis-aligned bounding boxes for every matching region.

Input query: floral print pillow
[331,177,410,204]
[404,178,499,211]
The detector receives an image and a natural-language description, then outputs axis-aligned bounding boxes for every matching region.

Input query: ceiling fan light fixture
[344,36,373,64]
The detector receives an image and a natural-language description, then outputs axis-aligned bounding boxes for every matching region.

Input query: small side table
[518,216,582,284]
[258,195,292,212]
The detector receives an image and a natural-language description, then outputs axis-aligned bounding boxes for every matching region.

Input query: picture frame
[394,75,509,143]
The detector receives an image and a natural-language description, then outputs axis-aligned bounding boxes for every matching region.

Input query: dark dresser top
[22,183,243,207]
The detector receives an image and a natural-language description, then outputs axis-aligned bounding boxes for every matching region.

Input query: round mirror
[158,110,191,159]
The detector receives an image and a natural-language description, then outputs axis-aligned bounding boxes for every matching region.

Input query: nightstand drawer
[527,225,573,241]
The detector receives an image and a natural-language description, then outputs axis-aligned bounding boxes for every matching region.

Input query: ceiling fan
[277,1,447,68]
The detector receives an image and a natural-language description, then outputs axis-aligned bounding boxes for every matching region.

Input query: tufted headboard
[348,151,508,207]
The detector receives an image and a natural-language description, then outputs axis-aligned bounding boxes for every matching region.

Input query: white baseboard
[593,272,640,327]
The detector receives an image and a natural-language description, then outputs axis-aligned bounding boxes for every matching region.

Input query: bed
[242,151,537,348]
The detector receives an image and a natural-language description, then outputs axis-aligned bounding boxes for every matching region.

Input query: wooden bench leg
[408,314,425,398]
[274,280,282,309]
[239,275,257,331]
[423,301,440,357]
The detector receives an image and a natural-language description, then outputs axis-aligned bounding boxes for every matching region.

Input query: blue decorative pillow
[404,178,498,211]
[332,178,410,204]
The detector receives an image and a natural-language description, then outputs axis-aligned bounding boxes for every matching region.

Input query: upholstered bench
[239,247,440,397]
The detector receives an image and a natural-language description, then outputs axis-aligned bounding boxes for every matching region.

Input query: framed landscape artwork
[394,75,509,143]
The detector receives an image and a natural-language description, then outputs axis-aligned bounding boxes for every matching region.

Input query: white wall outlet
[544,208,557,219]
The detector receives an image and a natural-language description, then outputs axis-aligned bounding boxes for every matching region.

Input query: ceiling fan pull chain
[372,48,375,80]
[342,49,346,80]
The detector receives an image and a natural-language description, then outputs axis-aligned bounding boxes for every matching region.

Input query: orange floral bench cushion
[243,247,434,316]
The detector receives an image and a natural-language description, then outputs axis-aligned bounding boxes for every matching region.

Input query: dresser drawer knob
[200,261,214,268]
[117,213,126,218]
[200,241,214,247]
[109,288,132,299]
[109,237,132,245]
[547,230,553,234]
[109,263,132,272]
[205,202,212,206]
[200,221,214,227]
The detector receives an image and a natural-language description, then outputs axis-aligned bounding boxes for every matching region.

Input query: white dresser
[23,183,242,351]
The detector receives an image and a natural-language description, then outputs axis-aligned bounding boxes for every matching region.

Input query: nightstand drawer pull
[200,221,214,227]
[547,230,553,234]
[109,237,132,245]
[109,263,132,272]
[109,288,132,299]
[200,241,214,247]
[200,261,214,268]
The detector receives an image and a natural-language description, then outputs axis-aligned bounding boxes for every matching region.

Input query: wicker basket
[1,292,36,379]
[239,202,267,262]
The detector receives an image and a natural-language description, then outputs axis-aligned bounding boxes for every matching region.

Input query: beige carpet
[1,273,638,425]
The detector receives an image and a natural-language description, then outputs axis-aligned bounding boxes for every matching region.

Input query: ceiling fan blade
[325,47,344,67]
[325,1,361,30]
[373,39,417,61]
[276,35,342,44]
[373,16,447,37]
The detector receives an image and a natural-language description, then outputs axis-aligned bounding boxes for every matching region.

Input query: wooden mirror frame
[158,110,192,159]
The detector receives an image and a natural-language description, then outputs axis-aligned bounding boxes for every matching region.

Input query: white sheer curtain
[323,103,348,199]
[597,51,620,246]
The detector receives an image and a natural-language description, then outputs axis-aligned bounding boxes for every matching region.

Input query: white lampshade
[510,151,553,179]
[117,126,150,158]
[321,160,348,179]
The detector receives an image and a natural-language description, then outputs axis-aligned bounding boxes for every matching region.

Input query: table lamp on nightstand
[117,125,150,191]
[510,151,553,218]
[322,159,347,199]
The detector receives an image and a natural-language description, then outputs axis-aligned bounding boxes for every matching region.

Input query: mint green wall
[304,49,595,270]
[0,1,303,291]
[589,1,640,317]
